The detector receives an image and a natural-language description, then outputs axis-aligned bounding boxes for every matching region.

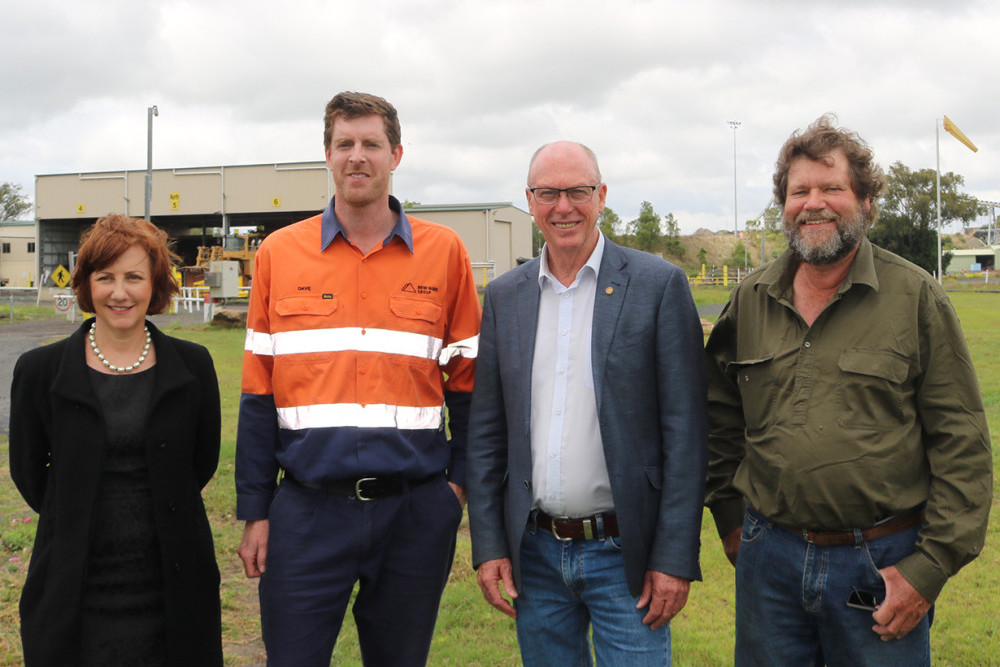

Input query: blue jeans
[735,507,932,667]
[514,521,671,666]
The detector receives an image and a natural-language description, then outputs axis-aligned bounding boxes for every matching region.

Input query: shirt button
[361,292,368,299]
[804,341,811,348]
[360,368,367,375]
[561,330,568,336]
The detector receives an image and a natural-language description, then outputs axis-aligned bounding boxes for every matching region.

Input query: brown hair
[323,91,401,151]
[773,114,887,221]
[71,214,180,314]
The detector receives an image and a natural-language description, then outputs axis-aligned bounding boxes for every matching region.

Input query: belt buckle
[354,477,377,501]
[550,516,573,542]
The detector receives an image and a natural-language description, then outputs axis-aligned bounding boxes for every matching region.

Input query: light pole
[728,121,740,238]
[145,105,158,221]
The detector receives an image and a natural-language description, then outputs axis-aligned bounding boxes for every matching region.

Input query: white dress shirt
[530,233,614,518]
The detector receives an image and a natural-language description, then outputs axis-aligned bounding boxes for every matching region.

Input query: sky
[2,0,999,235]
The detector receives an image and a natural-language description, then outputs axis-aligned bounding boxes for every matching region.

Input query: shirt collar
[320,195,414,253]
[538,231,605,290]
[757,235,879,301]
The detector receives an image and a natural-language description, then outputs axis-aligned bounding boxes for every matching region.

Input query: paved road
[1,311,209,435]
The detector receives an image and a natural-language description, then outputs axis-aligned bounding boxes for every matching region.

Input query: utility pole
[145,105,158,220]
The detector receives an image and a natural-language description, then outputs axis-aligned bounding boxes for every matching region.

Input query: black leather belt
[534,510,619,541]
[284,472,437,501]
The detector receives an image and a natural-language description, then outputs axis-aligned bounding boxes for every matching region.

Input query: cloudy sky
[2,0,998,234]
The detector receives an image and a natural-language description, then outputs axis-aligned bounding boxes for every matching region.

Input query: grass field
[1,290,998,665]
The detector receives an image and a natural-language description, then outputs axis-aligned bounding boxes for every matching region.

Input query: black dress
[80,367,165,667]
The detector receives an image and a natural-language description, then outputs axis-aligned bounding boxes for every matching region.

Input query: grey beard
[784,210,868,265]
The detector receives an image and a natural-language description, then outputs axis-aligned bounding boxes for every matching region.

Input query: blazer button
[158,441,167,450]
[173,562,182,573]
[168,502,176,513]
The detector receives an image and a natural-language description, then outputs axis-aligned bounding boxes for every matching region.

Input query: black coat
[9,318,223,667]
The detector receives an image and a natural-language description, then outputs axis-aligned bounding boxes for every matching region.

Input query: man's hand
[476,557,518,619]
[871,565,932,641]
[722,526,741,567]
[636,571,690,629]
[449,482,467,509]
[238,519,269,578]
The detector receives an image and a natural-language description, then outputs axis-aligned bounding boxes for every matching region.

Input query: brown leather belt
[778,508,924,546]
[534,510,619,541]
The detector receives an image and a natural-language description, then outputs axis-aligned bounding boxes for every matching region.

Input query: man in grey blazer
[467,141,707,666]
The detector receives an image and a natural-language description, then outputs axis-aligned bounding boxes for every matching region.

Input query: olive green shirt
[705,237,992,602]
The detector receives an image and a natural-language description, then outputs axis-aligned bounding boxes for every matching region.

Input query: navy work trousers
[259,474,463,666]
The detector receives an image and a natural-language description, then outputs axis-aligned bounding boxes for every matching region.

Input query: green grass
[1,290,998,665]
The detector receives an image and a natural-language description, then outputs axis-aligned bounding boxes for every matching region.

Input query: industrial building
[28,161,533,287]
[0,221,36,287]
[948,245,1000,273]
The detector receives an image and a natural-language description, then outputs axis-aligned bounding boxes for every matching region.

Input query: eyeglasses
[528,185,601,205]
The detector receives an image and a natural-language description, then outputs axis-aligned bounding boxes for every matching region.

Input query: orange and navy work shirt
[235,196,481,520]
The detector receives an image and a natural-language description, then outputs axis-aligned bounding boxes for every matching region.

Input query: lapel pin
[605,286,614,295]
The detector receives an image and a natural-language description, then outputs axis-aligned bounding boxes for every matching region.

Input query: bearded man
[704,115,992,667]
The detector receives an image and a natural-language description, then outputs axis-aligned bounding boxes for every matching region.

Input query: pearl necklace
[89,322,152,373]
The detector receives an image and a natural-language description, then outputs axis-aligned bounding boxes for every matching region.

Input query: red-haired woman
[9,214,223,666]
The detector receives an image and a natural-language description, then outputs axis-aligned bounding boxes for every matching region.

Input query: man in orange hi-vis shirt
[235,91,480,667]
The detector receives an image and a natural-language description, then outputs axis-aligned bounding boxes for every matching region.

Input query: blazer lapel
[515,262,541,430]
[591,242,629,411]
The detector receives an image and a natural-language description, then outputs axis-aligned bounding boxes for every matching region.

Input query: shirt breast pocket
[836,349,910,430]
[726,355,775,435]
[389,295,442,328]
[275,294,338,317]
[273,295,338,365]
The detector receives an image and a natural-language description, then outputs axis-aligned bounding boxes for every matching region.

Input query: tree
[662,212,685,258]
[762,205,781,232]
[628,201,662,252]
[598,207,622,241]
[869,162,983,275]
[1,182,32,220]
[727,240,748,269]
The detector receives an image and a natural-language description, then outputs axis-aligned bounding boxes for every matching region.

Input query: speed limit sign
[54,293,73,313]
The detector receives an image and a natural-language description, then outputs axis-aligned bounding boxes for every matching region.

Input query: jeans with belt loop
[735,507,932,667]
[514,517,671,666]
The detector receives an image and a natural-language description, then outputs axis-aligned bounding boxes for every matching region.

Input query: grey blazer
[467,239,708,597]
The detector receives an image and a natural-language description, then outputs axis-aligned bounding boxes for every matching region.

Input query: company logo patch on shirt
[322,293,334,299]
[401,282,439,295]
